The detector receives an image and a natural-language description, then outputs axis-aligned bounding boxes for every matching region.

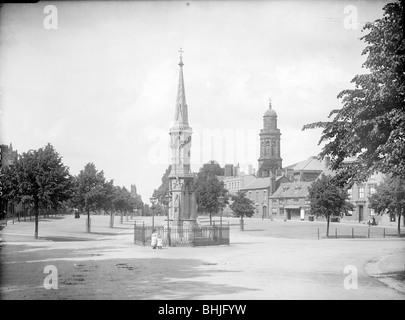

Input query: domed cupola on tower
[258,99,282,178]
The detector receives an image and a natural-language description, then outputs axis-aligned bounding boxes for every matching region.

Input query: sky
[0,0,390,203]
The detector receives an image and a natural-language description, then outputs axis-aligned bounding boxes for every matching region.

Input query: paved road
[1,215,404,300]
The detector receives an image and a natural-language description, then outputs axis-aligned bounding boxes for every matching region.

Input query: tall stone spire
[168,48,197,229]
[174,48,188,127]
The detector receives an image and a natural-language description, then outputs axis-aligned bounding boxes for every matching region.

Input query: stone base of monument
[134,219,229,247]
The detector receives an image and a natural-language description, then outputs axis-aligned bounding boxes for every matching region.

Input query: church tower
[258,99,282,177]
[168,49,197,228]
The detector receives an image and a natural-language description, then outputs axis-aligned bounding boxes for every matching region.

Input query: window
[294,186,301,192]
[263,190,267,199]
[279,199,284,205]
[249,192,252,199]
[271,141,276,156]
[272,199,278,205]
[256,191,259,201]
[283,186,289,192]
[369,185,376,195]
[347,188,352,200]
[265,141,270,156]
[359,186,365,199]
[272,208,277,215]
[294,198,299,204]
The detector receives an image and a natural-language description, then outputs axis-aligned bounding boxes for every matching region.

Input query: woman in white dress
[151,230,157,249]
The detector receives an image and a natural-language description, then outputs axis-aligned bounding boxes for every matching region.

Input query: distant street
[1,215,404,300]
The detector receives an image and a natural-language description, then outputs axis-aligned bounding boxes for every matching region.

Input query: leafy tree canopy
[73,163,106,214]
[2,144,73,238]
[199,161,224,177]
[308,174,354,218]
[369,175,405,235]
[11,144,73,210]
[308,174,354,237]
[195,164,228,215]
[229,191,255,218]
[152,165,171,203]
[303,1,405,183]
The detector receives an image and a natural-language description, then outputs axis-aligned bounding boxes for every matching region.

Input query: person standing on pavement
[151,230,157,249]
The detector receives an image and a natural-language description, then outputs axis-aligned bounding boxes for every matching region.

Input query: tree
[99,179,116,227]
[73,163,106,232]
[195,168,227,225]
[0,165,19,220]
[143,203,150,216]
[130,193,143,215]
[308,174,354,237]
[152,165,171,202]
[303,1,405,183]
[5,144,73,238]
[200,161,224,177]
[112,186,133,223]
[229,191,255,230]
[369,175,405,237]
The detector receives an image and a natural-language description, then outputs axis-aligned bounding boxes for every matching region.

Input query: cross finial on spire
[269,97,272,109]
[178,47,184,67]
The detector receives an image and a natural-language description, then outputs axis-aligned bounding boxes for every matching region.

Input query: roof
[264,108,277,117]
[284,156,325,172]
[276,175,290,182]
[264,100,277,117]
[270,181,312,199]
[318,168,336,178]
[241,177,271,190]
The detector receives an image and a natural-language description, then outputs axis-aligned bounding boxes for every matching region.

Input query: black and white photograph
[0,0,404,305]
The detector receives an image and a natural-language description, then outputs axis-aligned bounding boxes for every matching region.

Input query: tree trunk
[110,211,114,228]
[326,214,330,238]
[209,212,212,225]
[5,200,8,226]
[397,213,401,237]
[87,210,91,233]
[34,200,39,239]
[240,215,244,231]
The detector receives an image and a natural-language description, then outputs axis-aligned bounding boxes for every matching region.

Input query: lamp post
[150,197,157,231]
[164,194,172,246]
[218,195,224,244]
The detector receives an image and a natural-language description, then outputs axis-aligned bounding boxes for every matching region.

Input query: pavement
[0,215,404,300]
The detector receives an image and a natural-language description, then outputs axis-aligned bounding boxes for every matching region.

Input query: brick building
[242,175,290,219]
[341,159,387,224]
[269,181,312,220]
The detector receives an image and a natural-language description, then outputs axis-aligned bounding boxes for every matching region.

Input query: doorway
[358,205,364,222]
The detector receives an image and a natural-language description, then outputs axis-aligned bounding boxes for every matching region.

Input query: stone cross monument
[168,49,197,229]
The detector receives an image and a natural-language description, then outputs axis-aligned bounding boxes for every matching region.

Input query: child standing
[157,235,163,249]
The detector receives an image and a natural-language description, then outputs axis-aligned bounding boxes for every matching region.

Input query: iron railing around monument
[133,222,230,247]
